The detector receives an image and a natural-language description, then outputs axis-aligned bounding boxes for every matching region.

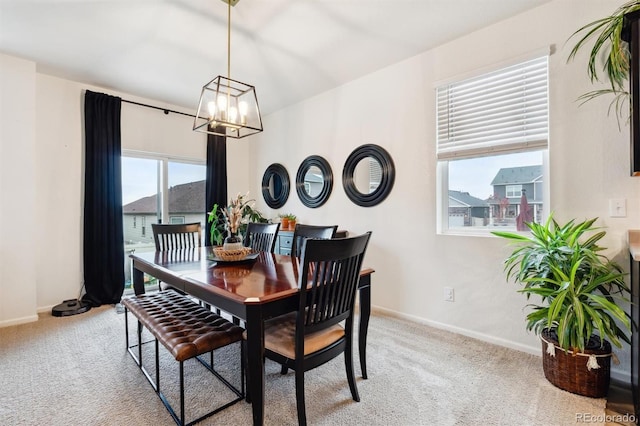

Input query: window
[506,185,522,198]
[170,216,186,224]
[436,54,549,234]
[121,153,206,291]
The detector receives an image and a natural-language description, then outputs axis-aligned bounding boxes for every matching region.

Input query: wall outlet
[444,286,455,302]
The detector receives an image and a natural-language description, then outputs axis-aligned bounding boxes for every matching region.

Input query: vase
[223,233,244,251]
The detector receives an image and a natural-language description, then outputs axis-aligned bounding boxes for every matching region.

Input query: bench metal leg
[180,362,185,426]
[126,326,244,425]
[124,307,159,392]
[122,294,245,426]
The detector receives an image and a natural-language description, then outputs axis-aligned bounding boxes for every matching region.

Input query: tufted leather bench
[122,290,244,426]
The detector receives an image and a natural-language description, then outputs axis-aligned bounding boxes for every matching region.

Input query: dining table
[130,246,374,425]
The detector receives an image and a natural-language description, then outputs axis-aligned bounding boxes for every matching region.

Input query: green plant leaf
[566,1,640,121]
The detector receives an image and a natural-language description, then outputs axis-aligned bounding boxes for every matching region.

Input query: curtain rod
[121,99,196,118]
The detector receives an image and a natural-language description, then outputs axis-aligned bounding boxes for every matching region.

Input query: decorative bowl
[213,246,252,261]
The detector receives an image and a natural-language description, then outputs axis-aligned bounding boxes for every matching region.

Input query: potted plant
[279,213,289,230]
[286,213,297,230]
[567,1,640,121]
[207,192,267,246]
[492,215,631,397]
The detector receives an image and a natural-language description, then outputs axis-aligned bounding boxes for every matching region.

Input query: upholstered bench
[122,290,244,426]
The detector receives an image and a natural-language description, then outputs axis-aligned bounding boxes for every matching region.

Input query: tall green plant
[492,215,630,352]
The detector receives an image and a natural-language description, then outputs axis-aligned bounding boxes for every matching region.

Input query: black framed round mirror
[261,163,290,209]
[296,155,333,208]
[342,144,395,207]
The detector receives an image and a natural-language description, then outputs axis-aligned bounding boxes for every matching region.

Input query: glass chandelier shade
[193,0,263,139]
[193,75,263,138]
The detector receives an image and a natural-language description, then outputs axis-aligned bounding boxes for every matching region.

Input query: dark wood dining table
[130,247,374,426]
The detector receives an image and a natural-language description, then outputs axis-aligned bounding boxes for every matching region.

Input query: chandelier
[193,0,263,139]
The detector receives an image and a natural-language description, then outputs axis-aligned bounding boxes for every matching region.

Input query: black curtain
[82,90,125,306]
[205,131,227,246]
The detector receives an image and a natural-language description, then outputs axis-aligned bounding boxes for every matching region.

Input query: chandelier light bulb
[217,95,228,120]
[229,106,238,123]
[217,95,228,111]
[238,101,248,115]
[207,101,216,119]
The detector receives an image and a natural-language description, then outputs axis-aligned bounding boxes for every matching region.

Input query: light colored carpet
[0,305,606,425]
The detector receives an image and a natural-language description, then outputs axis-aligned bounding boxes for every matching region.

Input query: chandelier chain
[227,0,231,81]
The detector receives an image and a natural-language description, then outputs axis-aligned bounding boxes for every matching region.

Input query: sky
[121,157,205,205]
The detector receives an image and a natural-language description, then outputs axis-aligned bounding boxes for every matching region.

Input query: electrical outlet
[444,287,455,302]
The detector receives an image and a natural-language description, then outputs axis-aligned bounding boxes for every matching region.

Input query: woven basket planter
[540,330,612,398]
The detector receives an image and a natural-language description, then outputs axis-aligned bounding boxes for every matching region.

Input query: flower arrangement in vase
[207,192,266,248]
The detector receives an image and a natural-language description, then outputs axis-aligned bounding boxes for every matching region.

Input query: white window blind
[369,158,382,191]
[436,56,548,160]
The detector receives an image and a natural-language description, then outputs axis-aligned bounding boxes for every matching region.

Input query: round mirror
[342,144,395,207]
[296,155,333,208]
[261,163,290,209]
[352,156,382,195]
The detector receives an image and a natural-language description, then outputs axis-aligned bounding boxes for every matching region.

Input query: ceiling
[0,0,551,115]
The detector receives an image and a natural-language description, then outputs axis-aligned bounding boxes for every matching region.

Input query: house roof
[449,190,488,208]
[123,180,205,214]
[490,165,543,186]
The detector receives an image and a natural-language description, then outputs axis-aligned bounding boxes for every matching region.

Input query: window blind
[436,55,548,160]
[369,158,382,190]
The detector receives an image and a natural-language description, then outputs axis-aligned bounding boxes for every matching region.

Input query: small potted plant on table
[279,214,289,230]
[286,213,297,230]
[493,215,630,397]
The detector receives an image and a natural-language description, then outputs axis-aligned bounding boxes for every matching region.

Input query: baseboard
[0,303,83,327]
[0,314,39,328]
[37,304,56,314]
[372,305,544,357]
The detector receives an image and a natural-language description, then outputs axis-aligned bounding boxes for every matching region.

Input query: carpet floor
[0,305,606,425]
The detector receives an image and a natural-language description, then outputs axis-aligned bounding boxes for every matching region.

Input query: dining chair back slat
[291,224,338,258]
[300,235,368,332]
[243,222,280,252]
[152,223,202,251]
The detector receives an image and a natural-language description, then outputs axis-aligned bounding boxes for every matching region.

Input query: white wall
[0,58,252,325]
[0,54,38,326]
[248,0,638,380]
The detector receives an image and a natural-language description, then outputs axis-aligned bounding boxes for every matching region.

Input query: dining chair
[151,222,202,292]
[243,222,280,253]
[290,224,337,258]
[260,232,372,426]
[151,222,202,251]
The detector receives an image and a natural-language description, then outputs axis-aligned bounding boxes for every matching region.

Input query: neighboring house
[123,180,205,245]
[487,165,543,226]
[448,190,490,227]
